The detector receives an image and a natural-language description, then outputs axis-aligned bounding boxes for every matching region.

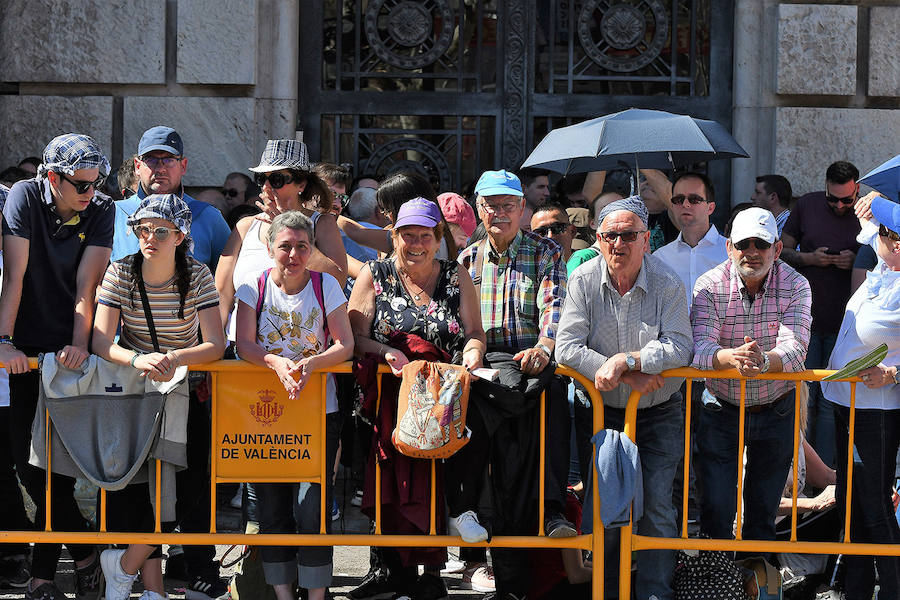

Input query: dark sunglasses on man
[533,222,569,237]
[599,230,645,243]
[826,193,856,205]
[671,193,707,205]
[58,173,105,194]
[222,188,240,198]
[254,171,303,189]
[733,238,772,251]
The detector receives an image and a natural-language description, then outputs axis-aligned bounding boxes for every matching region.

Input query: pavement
[0,471,488,599]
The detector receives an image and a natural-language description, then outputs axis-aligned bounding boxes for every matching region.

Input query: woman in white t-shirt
[235,210,353,600]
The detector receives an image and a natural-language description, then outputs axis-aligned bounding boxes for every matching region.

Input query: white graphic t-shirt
[235,270,347,413]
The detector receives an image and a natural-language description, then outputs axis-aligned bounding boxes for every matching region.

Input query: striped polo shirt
[98,255,219,353]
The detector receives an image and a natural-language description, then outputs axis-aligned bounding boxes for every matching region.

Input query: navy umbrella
[860,154,900,203]
[521,108,749,175]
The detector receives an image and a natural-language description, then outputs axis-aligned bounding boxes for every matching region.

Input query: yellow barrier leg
[320,373,327,535]
[618,391,640,600]
[210,371,218,534]
[844,382,857,542]
[735,380,746,540]
[681,378,692,539]
[375,372,382,535]
[45,409,52,532]
[539,391,546,536]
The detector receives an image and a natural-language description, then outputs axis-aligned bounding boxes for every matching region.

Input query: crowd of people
[0,126,897,600]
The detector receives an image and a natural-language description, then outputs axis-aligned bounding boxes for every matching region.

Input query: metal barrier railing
[0,359,607,598]
[617,367,885,599]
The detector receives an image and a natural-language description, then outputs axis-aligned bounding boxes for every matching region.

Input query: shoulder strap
[310,271,330,341]
[136,274,161,353]
[255,268,272,326]
[472,239,487,298]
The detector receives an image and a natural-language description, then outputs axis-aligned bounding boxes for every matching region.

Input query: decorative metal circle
[387,2,431,46]
[363,138,452,193]
[578,0,669,72]
[600,4,645,50]
[364,0,454,70]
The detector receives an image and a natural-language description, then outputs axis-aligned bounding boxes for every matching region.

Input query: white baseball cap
[730,207,778,244]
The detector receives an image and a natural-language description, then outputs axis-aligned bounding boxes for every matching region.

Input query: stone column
[255,0,300,152]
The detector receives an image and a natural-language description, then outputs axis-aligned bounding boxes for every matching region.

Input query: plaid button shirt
[690,259,811,407]
[458,230,567,349]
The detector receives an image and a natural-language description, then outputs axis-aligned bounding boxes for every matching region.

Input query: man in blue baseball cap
[111,126,230,272]
[453,169,571,599]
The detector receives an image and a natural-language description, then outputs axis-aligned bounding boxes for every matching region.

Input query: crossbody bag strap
[136,274,161,353]
[472,238,486,298]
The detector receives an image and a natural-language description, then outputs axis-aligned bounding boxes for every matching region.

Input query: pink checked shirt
[690,259,811,407]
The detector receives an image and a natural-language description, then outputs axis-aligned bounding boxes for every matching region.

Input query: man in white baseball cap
[690,206,812,545]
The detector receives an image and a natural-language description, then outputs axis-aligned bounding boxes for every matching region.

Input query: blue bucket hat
[871,196,900,234]
[474,169,524,198]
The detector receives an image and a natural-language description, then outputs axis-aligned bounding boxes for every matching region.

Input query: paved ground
[1,472,487,599]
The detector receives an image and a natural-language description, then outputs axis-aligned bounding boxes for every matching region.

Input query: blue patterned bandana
[597,195,649,228]
[37,133,110,179]
[127,193,194,252]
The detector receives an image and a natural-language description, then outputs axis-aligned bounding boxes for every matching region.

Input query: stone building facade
[0,0,898,203]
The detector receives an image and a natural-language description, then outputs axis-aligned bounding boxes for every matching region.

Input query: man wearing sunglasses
[530,201,577,261]
[556,196,692,600]
[780,161,861,469]
[111,126,230,273]
[0,133,113,600]
[653,172,728,310]
[691,207,812,547]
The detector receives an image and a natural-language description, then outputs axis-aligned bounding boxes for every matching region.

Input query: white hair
[346,187,378,221]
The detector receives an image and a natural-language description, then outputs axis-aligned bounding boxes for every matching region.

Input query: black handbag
[673,549,750,600]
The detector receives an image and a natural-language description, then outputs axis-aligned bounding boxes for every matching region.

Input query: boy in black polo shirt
[0,134,113,600]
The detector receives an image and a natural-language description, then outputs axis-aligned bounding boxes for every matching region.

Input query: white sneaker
[139,591,169,600]
[100,549,137,600]
[449,510,488,543]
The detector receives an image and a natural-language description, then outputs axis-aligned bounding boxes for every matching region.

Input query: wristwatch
[536,343,552,359]
[625,353,637,371]
[760,352,771,374]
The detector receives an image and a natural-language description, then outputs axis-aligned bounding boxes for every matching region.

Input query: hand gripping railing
[0,359,608,598]
[617,367,884,599]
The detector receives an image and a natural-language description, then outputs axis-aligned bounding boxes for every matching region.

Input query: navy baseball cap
[474,169,524,197]
[138,126,184,157]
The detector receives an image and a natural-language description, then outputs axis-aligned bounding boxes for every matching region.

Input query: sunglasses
[879,224,900,241]
[533,222,570,237]
[826,194,856,205]
[222,187,240,198]
[599,230,646,243]
[140,156,182,169]
[133,224,179,241]
[58,173,104,194]
[671,193,707,205]
[254,171,302,189]
[733,238,772,251]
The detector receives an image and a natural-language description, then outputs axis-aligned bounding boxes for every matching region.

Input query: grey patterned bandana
[127,193,194,252]
[597,195,649,228]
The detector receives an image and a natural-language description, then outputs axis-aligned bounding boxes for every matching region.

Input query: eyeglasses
[879,224,900,241]
[533,222,570,237]
[58,173,104,194]
[671,194,707,205]
[254,171,302,189]
[733,238,772,251]
[133,224,178,241]
[599,230,646,243]
[826,194,856,205]
[479,201,521,214]
[140,156,182,170]
[222,188,240,198]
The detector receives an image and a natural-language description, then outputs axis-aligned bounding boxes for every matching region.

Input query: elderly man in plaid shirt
[456,169,570,599]
[691,207,812,544]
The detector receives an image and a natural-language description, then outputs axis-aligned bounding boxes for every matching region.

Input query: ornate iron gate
[299,0,734,199]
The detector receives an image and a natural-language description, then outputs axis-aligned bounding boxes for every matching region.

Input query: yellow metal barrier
[0,359,607,598]
[617,367,880,600]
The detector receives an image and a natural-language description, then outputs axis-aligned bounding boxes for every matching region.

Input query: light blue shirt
[823,261,900,410]
[112,185,231,272]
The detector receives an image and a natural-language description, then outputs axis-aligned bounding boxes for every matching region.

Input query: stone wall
[0,0,298,188]
[733,1,900,202]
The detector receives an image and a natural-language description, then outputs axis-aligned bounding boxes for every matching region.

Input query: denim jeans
[832,403,900,600]
[598,394,684,600]
[696,391,795,543]
[806,332,838,467]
